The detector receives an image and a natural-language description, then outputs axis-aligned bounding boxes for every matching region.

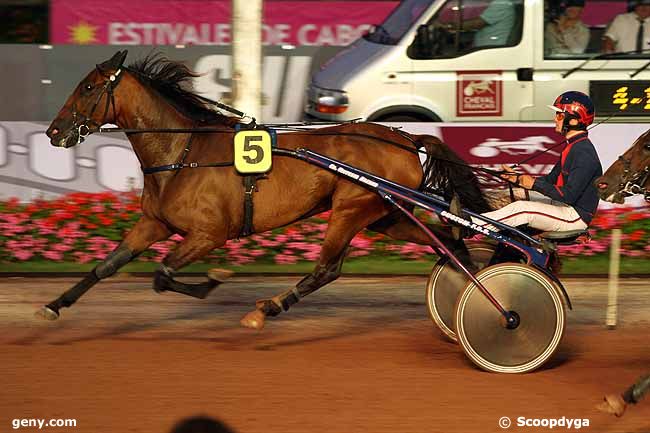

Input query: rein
[79,65,623,193]
[98,124,505,179]
[81,65,503,180]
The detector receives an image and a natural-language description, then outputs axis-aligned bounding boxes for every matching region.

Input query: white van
[305,0,650,122]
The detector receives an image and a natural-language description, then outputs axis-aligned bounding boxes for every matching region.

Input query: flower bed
[0,192,648,266]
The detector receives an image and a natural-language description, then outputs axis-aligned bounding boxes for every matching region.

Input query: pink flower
[13,250,34,261]
[256,238,280,247]
[52,243,73,252]
[275,251,298,264]
[42,250,64,261]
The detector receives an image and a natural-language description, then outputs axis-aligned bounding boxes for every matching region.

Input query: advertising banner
[50,0,398,46]
[1,121,647,208]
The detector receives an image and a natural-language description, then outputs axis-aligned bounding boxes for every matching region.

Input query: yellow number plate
[234,130,272,174]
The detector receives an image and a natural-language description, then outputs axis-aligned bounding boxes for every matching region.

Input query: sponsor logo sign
[456,71,503,117]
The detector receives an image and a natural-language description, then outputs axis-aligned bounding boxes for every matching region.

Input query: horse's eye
[85,84,93,91]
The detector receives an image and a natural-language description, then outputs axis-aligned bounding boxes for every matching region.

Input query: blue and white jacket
[532,132,602,224]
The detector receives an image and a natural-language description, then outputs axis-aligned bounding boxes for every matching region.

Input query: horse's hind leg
[241,246,350,330]
[36,216,171,320]
[153,231,231,299]
[241,195,388,330]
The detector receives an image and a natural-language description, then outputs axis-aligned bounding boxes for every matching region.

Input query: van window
[544,0,650,59]
[365,0,431,45]
[408,0,524,59]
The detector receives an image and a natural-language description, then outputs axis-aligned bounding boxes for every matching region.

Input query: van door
[407,0,534,121]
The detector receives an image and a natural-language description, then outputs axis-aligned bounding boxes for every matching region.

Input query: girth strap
[241,174,265,237]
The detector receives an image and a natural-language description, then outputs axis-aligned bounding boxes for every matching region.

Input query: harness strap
[142,161,234,175]
[240,174,264,237]
[141,130,235,174]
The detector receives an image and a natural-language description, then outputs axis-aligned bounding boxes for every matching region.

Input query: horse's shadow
[10,299,416,350]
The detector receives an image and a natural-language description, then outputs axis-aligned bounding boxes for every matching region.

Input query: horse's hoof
[208,268,234,282]
[255,296,281,310]
[240,310,266,330]
[34,306,59,321]
[596,394,627,417]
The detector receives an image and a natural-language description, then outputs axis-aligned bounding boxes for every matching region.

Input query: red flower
[98,216,114,226]
[6,197,20,209]
[626,212,647,221]
[628,230,645,242]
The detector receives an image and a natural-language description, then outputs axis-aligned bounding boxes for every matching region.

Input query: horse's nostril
[51,128,59,136]
[598,182,608,189]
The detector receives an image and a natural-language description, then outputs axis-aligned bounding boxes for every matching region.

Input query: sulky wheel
[426,242,495,342]
[455,263,566,374]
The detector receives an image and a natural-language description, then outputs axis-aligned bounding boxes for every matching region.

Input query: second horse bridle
[615,142,650,202]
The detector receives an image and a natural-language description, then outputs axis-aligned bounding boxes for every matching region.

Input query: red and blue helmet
[548,91,595,132]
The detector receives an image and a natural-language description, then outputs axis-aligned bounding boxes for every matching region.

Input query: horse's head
[46,50,129,148]
[595,129,650,203]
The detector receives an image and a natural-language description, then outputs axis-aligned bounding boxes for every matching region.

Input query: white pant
[474,197,588,232]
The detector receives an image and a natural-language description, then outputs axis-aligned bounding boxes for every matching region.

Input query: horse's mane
[126,53,239,126]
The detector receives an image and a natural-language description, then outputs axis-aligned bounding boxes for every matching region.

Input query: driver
[436,0,517,47]
[468,91,603,233]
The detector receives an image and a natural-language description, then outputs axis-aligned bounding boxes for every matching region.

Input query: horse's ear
[98,50,129,72]
[115,50,128,68]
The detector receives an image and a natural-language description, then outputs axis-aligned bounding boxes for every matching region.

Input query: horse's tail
[414,134,492,214]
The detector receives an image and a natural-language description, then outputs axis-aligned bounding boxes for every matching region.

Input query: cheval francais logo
[456,71,503,117]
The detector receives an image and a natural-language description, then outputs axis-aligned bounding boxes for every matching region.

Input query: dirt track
[0,275,648,433]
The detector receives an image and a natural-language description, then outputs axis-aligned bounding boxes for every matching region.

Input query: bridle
[65,66,124,147]
[614,142,650,202]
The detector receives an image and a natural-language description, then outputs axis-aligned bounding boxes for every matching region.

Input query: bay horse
[596,129,650,203]
[38,50,490,330]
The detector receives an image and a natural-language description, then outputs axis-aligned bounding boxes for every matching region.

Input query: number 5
[243,135,264,164]
[234,130,273,173]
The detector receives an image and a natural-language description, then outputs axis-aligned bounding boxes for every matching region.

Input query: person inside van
[435,0,517,47]
[453,91,603,236]
[545,0,590,55]
[602,0,650,53]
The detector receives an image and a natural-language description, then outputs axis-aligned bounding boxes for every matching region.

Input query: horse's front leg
[152,231,231,299]
[36,216,171,320]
